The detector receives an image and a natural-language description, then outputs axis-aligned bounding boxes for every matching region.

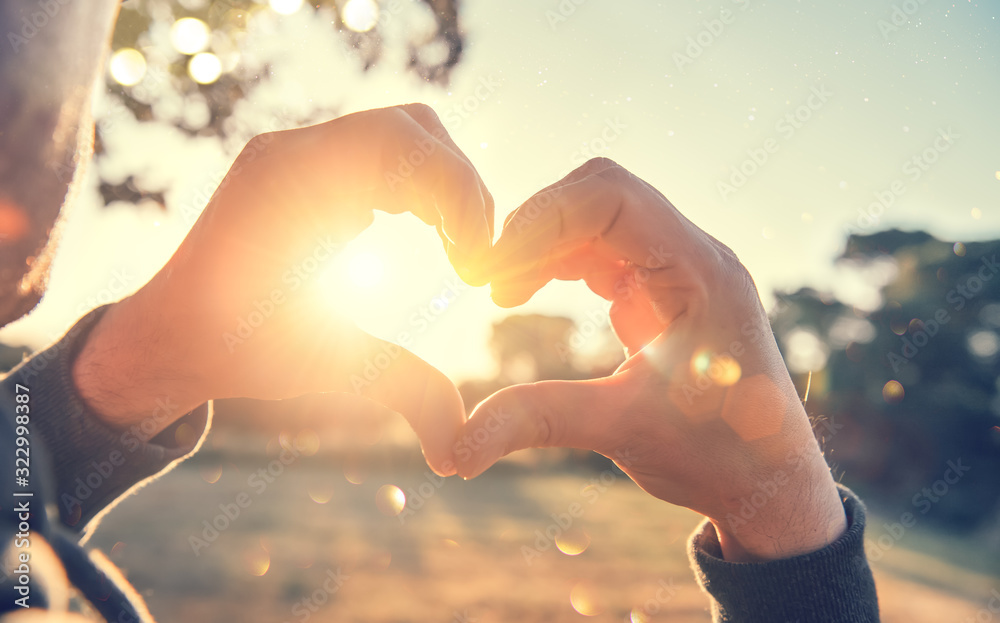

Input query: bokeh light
[344,461,366,484]
[307,481,334,504]
[199,463,223,484]
[555,529,591,556]
[569,581,604,616]
[175,423,198,447]
[109,48,147,86]
[375,484,406,516]
[629,608,651,623]
[882,380,905,404]
[968,330,1000,359]
[243,546,271,576]
[784,328,830,374]
[342,0,379,32]
[269,0,303,15]
[295,429,321,456]
[0,202,29,243]
[188,53,223,84]
[110,541,126,557]
[170,17,211,54]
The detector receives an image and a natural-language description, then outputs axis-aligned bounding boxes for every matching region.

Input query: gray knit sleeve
[0,306,211,541]
[688,484,880,622]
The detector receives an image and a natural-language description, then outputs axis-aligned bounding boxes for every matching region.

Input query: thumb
[455,378,622,479]
[335,333,466,477]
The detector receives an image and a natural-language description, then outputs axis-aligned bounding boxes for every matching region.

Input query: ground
[89,432,999,622]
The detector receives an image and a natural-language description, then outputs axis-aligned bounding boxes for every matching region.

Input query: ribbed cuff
[2,306,211,540]
[688,484,880,623]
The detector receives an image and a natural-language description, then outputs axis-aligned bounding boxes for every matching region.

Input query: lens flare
[308,482,334,504]
[199,463,223,484]
[243,546,270,576]
[629,608,651,623]
[189,53,223,84]
[295,429,321,456]
[570,581,604,616]
[375,484,406,516]
[344,461,366,484]
[109,48,146,86]
[342,0,379,32]
[555,529,590,556]
[269,0,303,14]
[170,18,210,55]
[882,380,904,404]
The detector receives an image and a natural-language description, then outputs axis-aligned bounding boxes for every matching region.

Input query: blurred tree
[97,0,465,208]
[772,229,1000,532]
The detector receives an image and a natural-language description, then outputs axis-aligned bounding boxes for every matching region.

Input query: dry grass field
[89,431,999,622]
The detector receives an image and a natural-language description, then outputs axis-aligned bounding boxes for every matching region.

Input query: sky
[1,0,998,383]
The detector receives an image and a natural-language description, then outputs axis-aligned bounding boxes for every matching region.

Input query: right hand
[73,104,493,476]
[459,158,847,561]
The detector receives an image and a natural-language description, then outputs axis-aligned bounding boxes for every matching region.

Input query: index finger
[487,160,689,304]
[392,104,494,283]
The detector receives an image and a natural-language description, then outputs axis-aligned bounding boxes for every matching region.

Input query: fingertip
[455,254,491,288]
[490,282,535,308]
[429,457,458,478]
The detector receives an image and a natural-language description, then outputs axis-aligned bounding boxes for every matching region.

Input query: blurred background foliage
[95,0,464,206]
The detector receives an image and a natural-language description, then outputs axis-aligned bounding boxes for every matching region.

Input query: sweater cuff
[2,305,211,539]
[688,484,880,623]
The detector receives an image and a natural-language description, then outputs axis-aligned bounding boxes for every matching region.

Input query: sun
[347,251,385,289]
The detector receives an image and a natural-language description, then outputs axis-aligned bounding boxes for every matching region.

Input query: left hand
[458,158,846,561]
[72,104,493,475]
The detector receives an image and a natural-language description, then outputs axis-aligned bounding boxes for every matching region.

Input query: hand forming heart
[72,104,846,562]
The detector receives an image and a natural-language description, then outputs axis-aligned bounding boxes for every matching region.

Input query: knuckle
[400,101,437,119]
[584,156,619,171]
[526,383,558,447]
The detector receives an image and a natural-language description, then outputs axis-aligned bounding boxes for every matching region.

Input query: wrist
[709,450,847,562]
[71,289,207,434]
